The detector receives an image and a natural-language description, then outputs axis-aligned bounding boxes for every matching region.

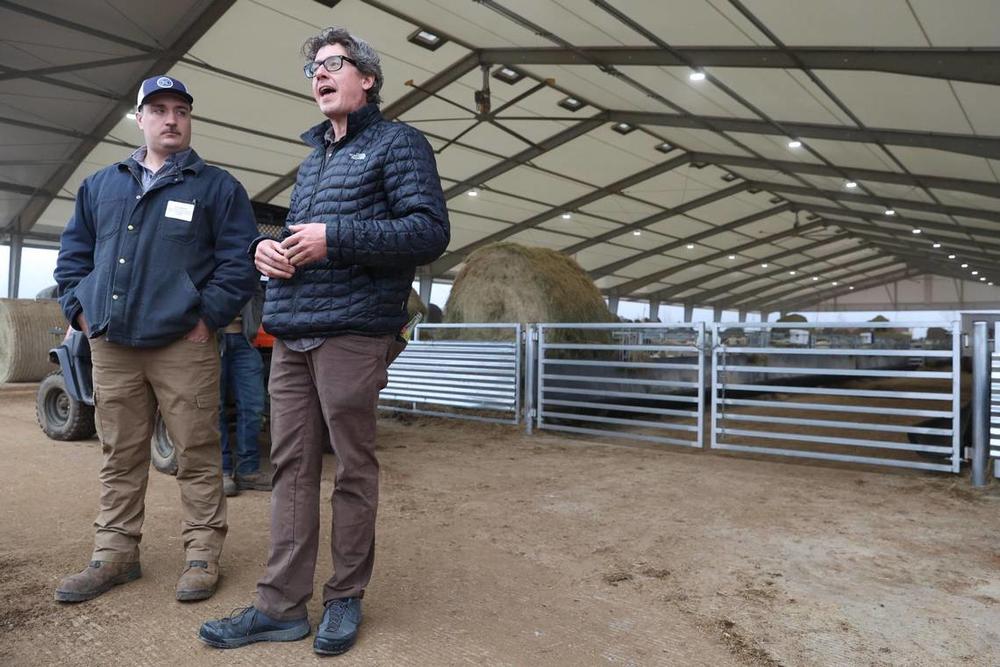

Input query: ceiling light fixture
[728,255,736,260]
[972,270,979,275]
[845,181,858,189]
[789,271,797,275]
[981,277,987,282]
[407,28,447,51]
[686,243,695,249]
[689,71,706,81]
[884,208,896,216]
[633,230,641,236]
[948,254,956,259]
[911,229,921,234]
[611,122,636,135]
[561,213,572,220]
[557,97,585,112]
[492,65,525,85]
[761,263,768,268]
[654,142,673,154]
[787,139,802,149]
[832,281,839,286]
[961,263,969,268]
[467,189,478,197]
[848,286,854,290]
[932,242,941,248]
[812,276,819,281]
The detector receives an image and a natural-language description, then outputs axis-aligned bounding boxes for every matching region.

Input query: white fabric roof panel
[5,0,999,311]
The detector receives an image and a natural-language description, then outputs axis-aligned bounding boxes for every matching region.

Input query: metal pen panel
[535,322,704,448]
[711,320,961,472]
[378,323,522,425]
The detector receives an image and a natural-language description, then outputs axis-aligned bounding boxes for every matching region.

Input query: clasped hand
[254,223,327,279]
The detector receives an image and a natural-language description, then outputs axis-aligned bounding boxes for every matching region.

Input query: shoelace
[221,606,255,626]
[322,602,348,630]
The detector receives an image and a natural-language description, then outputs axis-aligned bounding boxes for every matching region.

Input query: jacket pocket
[158,198,200,245]
[94,197,127,240]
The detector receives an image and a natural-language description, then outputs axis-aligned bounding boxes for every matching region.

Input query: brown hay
[443,243,616,342]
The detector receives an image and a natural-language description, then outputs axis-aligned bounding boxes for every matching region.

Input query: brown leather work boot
[176,560,219,601]
[55,560,142,602]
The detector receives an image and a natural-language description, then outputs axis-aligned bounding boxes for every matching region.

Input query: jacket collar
[301,103,382,149]
[117,147,205,176]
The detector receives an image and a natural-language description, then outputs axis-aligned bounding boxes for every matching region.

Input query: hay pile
[0,298,66,383]
[446,243,615,324]
[444,243,615,340]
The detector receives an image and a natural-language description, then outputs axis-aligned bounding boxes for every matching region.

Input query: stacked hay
[444,243,616,341]
[0,299,66,383]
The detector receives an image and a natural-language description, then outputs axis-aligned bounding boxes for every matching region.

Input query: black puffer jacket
[260,104,449,338]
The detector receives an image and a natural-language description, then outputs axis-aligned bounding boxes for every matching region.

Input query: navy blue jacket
[260,104,449,339]
[55,149,258,347]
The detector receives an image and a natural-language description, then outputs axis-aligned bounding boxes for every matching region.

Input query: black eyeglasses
[303,55,358,78]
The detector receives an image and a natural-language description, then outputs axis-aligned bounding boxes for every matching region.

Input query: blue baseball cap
[136,75,193,109]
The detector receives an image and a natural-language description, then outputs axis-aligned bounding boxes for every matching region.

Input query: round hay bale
[776,313,807,323]
[0,299,67,383]
[444,243,616,341]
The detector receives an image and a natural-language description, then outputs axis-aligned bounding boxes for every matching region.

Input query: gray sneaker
[222,475,239,497]
[235,471,272,491]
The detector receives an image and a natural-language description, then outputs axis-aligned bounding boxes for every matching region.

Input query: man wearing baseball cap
[53,75,258,603]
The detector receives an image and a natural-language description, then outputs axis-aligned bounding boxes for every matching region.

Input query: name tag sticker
[165,200,195,222]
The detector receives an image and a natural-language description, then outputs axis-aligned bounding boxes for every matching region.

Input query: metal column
[971,321,990,485]
[7,232,23,298]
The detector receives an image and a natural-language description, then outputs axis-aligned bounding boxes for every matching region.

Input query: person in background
[53,75,257,604]
[199,26,449,656]
[219,280,268,496]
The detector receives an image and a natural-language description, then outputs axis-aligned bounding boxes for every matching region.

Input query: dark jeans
[219,333,265,476]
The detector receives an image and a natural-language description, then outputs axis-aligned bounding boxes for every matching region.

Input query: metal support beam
[803,203,1000,243]
[6,230,22,298]
[754,182,1000,225]
[431,152,690,274]
[648,232,847,302]
[606,111,1000,160]
[623,221,828,298]
[478,46,1000,85]
[683,243,874,306]
[442,115,607,201]
[607,295,620,315]
[648,298,660,321]
[683,303,694,322]
[740,257,905,311]
[562,182,749,256]
[0,53,160,81]
[712,305,723,322]
[418,271,433,306]
[969,319,989,486]
[765,267,921,312]
[738,309,747,323]
[688,152,1000,199]
[589,202,790,280]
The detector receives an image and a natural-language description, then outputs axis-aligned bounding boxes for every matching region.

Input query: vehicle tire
[36,370,96,440]
[151,412,178,476]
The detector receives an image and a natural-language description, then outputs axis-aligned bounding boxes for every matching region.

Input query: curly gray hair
[302,26,383,105]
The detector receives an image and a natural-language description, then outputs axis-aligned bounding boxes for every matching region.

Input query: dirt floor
[2,382,1000,666]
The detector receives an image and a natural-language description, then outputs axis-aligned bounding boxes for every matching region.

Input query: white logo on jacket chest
[350,152,366,161]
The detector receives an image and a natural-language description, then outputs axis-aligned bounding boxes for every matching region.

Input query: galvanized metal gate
[379,323,521,424]
[532,323,705,447]
[711,321,961,472]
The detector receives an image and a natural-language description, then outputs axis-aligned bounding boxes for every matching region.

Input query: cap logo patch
[156,77,174,88]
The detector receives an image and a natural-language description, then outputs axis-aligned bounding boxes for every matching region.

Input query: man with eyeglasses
[53,76,258,604]
[199,26,449,656]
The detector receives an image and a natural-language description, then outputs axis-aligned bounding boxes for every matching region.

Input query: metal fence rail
[378,323,521,424]
[711,321,961,472]
[534,323,704,447]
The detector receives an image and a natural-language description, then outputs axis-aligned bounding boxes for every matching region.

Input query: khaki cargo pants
[89,336,227,562]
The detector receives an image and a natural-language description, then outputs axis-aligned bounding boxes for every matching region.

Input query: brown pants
[256,335,391,620]
[89,336,226,562]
